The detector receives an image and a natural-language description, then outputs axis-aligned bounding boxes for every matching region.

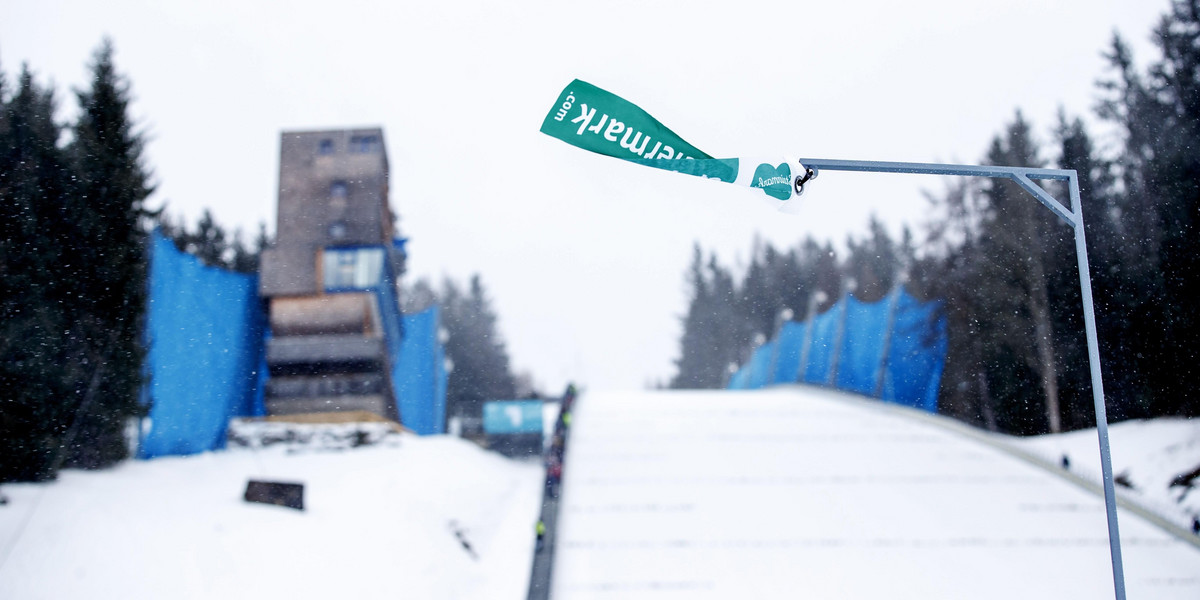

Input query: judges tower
[259,128,405,420]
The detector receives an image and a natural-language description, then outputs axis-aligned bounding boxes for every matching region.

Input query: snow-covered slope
[552,387,1200,599]
[1014,418,1200,533]
[3,389,1196,600]
[0,434,542,600]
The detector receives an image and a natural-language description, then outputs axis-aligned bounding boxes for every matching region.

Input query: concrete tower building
[259,128,405,420]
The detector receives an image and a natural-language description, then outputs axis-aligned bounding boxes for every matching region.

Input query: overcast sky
[3,0,1167,392]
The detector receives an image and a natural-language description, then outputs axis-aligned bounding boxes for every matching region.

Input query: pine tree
[737,240,811,342]
[974,112,1072,434]
[62,39,154,469]
[229,230,257,274]
[463,274,516,399]
[670,245,749,389]
[806,239,842,313]
[1096,2,1200,418]
[1052,112,1129,427]
[921,178,999,430]
[739,239,778,341]
[187,209,228,267]
[0,64,83,481]
[249,221,271,272]
[705,252,750,378]
[845,217,900,302]
[402,278,438,313]
[158,210,266,273]
[670,245,715,389]
[441,275,516,421]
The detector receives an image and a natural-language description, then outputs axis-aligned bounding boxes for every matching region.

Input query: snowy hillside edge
[837,390,1200,546]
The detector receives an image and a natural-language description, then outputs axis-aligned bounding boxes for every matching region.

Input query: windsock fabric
[540,79,801,202]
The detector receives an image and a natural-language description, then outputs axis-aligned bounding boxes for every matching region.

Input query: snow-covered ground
[1013,418,1200,532]
[0,433,542,600]
[3,389,1197,600]
[552,387,1200,599]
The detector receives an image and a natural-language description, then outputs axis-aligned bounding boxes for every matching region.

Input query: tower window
[323,247,384,290]
[318,139,335,154]
[349,135,378,153]
[330,180,348,199]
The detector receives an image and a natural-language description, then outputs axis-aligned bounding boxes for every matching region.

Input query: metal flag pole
[796,158,1126,600]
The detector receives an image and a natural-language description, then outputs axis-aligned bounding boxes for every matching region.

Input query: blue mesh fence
[728,287,946,412]
[140,232,267,459]
[769,321,805,384]
[728,365,751,390]
[745,342,775,389]
[394,305,448,435]
[370,250,446,435]
[802,304,841,384]
[373,255,405,422]
[835,294,893,395]
[141,231,449,457]
[881,291,946,412]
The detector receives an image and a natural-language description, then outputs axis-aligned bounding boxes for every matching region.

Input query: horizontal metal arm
[796,157,1073,181]
[796,158,1078,226]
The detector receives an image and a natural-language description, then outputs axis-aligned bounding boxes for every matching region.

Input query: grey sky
[3,0,1165,391]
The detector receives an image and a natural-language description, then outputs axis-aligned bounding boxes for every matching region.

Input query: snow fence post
[796,290,825,383]
[873,282,904,400]
[826,280,853,387]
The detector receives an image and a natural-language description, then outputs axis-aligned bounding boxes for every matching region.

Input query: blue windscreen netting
[366,246,447,435]
[728,287,947,412]
[881,290,947,412]
[141,231,449,458]
[727,365,750,390]
[140,232,267,459]
[746,342,775,389]
[770,321,806,385]
[394,305,448,435]
[802,302,841,385]
[835,294,893,395]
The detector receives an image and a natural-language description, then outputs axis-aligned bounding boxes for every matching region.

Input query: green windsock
[540,79,805,203]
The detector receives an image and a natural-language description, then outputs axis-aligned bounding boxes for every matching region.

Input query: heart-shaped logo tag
[751,162,792,200]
